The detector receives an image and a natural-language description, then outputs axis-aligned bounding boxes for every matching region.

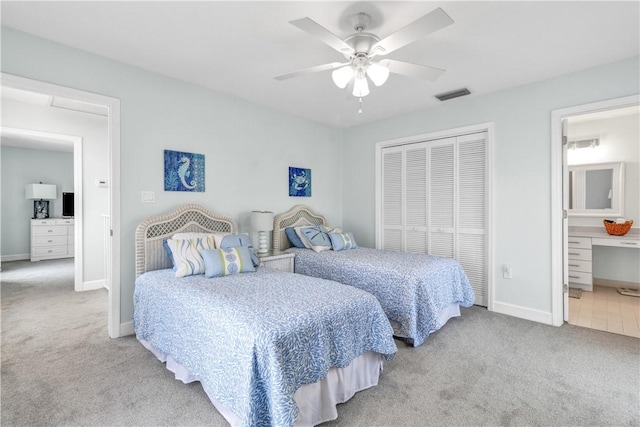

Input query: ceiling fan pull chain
[358,97,363,114]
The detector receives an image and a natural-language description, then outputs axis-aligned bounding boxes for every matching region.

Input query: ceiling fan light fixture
[366,62,389,86]
[352,72,370,97]
[331,66,354,89]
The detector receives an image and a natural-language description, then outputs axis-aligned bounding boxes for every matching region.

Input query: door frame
[1,72,122,338]
[550,94,639,326]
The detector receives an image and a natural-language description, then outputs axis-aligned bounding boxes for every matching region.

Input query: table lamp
[25,183,57,219]
[250,210,273,254]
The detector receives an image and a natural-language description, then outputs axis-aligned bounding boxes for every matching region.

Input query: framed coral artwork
[164,150,205,192]
[289,167,311,197]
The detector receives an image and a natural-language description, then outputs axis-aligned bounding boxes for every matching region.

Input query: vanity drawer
[568,271,593,285]
[568,259,592,273]
[567,248,591,261]
[592,237,639,249]
[567,236,592,249]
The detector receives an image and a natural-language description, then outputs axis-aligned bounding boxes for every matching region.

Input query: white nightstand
[257,250,295,273]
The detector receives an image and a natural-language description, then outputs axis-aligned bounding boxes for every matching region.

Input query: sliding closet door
[429,139,456,257]
[381,147,403,251]
[379,131,489,307]
[456,132,487,306]
[404,144,428,253]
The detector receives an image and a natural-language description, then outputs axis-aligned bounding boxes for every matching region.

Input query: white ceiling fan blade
[383,59,445,81]
[289,17,354,54]
[274,62,348,81]
[372,8,453,56]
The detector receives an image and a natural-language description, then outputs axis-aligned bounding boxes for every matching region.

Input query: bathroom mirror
[568,162,624,216]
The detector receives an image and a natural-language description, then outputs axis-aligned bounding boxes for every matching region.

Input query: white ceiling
[1,1,639,128]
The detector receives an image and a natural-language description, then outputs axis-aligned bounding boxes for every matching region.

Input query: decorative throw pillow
[215,233,260,267]
[202,247,256,278]
[166,237,215,278]
[285,227,307,248]
[329,232,358,251]
[162,239,177,270]
[296,225,333,252]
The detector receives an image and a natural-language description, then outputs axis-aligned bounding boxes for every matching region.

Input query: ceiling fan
[275,8,454,101]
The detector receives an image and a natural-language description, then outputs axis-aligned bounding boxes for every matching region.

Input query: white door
[381,147,403,251]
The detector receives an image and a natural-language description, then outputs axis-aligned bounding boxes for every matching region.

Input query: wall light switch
[141,191,155,203]
[503,264,512,279]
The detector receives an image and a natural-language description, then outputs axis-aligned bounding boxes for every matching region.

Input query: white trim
[550,94,640,327]
[120,321,134,337]
[82,279,105,291]
[374,122,494,310]
[1,73,122,338]
[492,301,553,325]
[1,254,30,262]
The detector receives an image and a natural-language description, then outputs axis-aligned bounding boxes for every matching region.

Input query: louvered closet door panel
[458,233,487,306]
[382,148,403,251]
[429,140,455,258]
[405,145,428,253]
[457,132,488,306]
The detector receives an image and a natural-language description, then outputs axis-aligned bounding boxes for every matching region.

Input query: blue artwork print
[164,150,205,192]
[289,167,311,197]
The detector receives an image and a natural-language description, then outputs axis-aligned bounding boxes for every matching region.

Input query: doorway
[1,73,122,338]
[551,94,640,335]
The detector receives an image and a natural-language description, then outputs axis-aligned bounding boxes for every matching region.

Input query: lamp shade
[250,211,274,231]
[366,62,390,86]
[25,183,57,200]
[352,72,370,97]
[332,66,354,89]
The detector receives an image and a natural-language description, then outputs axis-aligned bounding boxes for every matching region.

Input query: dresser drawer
[32,219,56,226]
[32,245,68,257]
[567,248,591,261]
[568,259,592,273]
[56,219,74,226]
[568,270,593,285]
[32,225,68,236]
[32,235,68,246]
[567,236,592,249]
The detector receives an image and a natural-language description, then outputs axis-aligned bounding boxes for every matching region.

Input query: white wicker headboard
[135,204,236,277]
[273,204,327,251]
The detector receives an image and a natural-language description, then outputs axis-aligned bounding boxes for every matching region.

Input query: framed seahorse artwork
[164,150,205,192]
[289,167,311,197]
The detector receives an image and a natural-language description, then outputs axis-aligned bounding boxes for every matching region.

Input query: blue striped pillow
[202,247,256,278]
[329,232,358,251]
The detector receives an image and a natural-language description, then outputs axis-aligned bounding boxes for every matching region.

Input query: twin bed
[133,204,397,427]
[273,204,475,347]
[134,203,475,426]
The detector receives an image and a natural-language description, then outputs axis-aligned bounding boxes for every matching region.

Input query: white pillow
[166,237,216,277]
[172,233,225,248]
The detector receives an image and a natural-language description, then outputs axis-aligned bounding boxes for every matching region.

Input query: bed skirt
[390,302,461,342]
[138,339,384,426]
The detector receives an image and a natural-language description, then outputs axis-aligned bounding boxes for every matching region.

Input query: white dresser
[31,218,74,261]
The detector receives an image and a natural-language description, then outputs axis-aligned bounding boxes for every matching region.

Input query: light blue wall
[1,28,343,323]
[342,57,640,313]
[3,26,639,325]
[1,146,74,255]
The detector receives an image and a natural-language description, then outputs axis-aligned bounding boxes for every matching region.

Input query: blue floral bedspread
[288,247,475,346]
[133,267,396,427]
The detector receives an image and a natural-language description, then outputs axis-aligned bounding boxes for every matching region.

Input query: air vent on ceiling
[435,87,471,101]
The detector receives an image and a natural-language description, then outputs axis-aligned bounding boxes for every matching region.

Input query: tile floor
[569,285,640,338]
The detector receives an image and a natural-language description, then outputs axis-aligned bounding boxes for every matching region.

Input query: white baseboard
[81,279,105,291]
[1,254,30,262]
[594,277,640,290]
[492,301,553,325]
[120,321,134,337]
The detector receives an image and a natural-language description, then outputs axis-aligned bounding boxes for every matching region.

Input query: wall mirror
[568,162,624,216]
